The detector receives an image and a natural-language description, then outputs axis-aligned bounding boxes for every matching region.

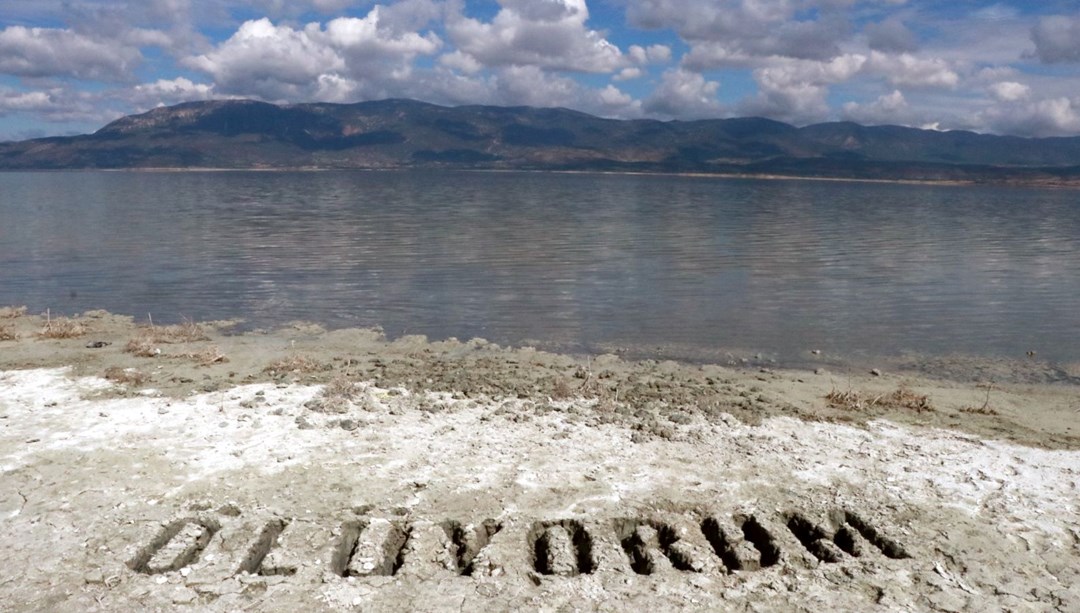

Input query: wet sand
[1,309,1078,611]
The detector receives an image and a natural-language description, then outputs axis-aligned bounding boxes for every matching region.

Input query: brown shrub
[264,355,324,375]
[0,305,27,319]
[154,318,210,343]
[825,388,866,410]
[104,366,150,386]
[310,376,362,413]
[37,312,87,339]
[124,337,161,357]
[882,387,934,413]
[134,317,210,344]
[0,324,18,341]
[188,345,228,366]
[825,386,934,413]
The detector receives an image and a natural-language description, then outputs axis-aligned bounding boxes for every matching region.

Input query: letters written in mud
[128,507,912,581]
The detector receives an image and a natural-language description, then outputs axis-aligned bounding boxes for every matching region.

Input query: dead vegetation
[187,345,228,367]
[264,355,326,376]
[104,366,150,386]
[37,311,88,339]
[308,375,362,414]
[124,316,212,358]
[0,325,17,341]
[960,383,1000,416]
[825,385,934,413]
[150,318,210,343]
[124,336,161,358]
[132,317,210,344]
[0,305,27,319]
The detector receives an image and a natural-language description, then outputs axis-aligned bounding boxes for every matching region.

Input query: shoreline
[3,165,1078,189]
[3,308,1080,610]
[2,308,1077,448]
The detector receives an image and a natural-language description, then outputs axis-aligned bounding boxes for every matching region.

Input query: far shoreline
[3,165,1079,189]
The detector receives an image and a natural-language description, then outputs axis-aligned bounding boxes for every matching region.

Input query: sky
[1,0,1080,142]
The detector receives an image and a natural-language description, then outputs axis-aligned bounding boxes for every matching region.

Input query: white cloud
[980,96,1080,137]
[0,89,53,113]
[681,42,753,70]
[628,0,851,65]
[988,81,1030,102]
[642,68,724,119]
[438,50,484,74]
[628,44,672,65]
[740,54,866,124]
[445,0,626,73]
[1030,14,1080,64]
[490,64,641,117]
[185,19,345,99]
[185,10,441,101]
[0,85,120,125]
[130,77,217,108]
[841,89,912,125]
[0,26,141,80]
[866,51,958,89]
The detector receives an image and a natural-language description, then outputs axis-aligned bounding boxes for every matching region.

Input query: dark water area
[2,170,1079,365]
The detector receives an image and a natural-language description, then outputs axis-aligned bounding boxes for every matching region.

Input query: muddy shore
[1,309,1078,611]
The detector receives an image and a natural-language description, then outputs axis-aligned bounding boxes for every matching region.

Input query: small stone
[339,419,358,431]
[295,416,315,430]
[870,368,882,376]
[810,349,822,355]
[814,368,827,375]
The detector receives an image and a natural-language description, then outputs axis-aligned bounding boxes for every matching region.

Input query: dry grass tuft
[104,366,150,386]
[124,336,161,358]
[825,388,865,410]
[311,376,362,413]
[134,316,210,344]
[188,345,228,367]
[124,317,212,357]
[0,305,27,319]
[0,324,18,341]
[882,387,935,412]
[825,385,934,413]
[155,318,210,343]
[37,311,88,339]
[264,355,324,375]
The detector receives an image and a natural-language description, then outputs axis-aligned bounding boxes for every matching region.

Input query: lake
[2,170,1078,365]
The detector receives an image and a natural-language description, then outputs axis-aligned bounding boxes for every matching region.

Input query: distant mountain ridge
[2,98,1079,185]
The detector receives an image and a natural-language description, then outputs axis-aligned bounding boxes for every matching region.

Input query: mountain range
[2,98,1079,185]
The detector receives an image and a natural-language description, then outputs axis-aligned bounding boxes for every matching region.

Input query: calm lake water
[2,170,1079,365]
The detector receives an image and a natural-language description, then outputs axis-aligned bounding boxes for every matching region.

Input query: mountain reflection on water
[2,170,1079,365]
